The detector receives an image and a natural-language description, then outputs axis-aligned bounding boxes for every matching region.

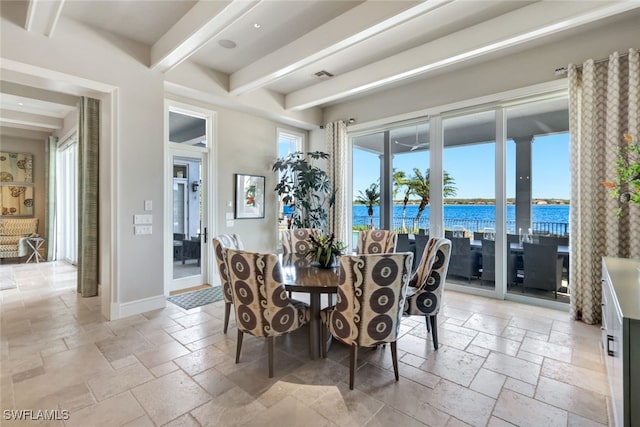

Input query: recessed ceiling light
[17,102,24,106]
[253,23,261,29]
[218,39,237,49]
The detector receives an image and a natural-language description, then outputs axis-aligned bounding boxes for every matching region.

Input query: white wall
[167,94,308,253]
[1,13,164,308]
[324,12,640,125]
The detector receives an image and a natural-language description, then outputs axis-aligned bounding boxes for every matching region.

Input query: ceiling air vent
[314,70,334,80]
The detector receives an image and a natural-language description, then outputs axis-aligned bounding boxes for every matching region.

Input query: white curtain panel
[326,120,349,246]
[568,48,639,324]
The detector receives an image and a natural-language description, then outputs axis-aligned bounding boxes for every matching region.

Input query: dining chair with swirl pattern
[356,229,397,255]
[320,252,413,389]
[403,237,451,350]
[225,248,310,378]
[212,234,244,334]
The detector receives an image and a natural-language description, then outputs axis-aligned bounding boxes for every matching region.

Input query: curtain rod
[320,118,355,129]
[554,48,637,76]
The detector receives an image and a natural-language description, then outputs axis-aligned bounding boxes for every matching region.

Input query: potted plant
[604,133,640,214]
[306,232,346,268]
[272,151,336,230]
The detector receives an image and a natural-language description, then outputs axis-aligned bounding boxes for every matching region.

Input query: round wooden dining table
[280,255,339,359]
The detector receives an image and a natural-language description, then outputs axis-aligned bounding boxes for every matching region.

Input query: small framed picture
[235,174,265,219]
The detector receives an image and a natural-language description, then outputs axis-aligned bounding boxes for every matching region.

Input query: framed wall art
[235,174,265,219]
[0,185,34,216]
[0,152,33,183]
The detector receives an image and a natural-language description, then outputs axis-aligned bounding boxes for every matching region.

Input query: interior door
[167,104,212,294]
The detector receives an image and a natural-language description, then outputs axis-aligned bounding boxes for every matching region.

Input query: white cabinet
[601,257,640,427]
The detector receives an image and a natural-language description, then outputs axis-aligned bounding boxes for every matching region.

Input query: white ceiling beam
[285,1,640,111]
[25,0,65,37]
[1,81,78,107]
[151,0,262,73]
[0,109,63,130]
[229,0,453,96]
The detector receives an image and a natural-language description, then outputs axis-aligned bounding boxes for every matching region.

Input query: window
[349,94,570,305]
[276,128,304,230]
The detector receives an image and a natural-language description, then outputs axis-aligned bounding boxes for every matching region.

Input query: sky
[353,133,571,200]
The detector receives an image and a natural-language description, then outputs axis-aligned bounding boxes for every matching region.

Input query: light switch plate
[134,214,152,225]
[144,200,152,211]
[134,225,152,235]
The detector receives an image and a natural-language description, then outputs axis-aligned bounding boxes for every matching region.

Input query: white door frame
[164,100,216,295]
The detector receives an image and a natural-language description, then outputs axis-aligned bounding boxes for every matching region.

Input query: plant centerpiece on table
[306,232,346,268]
[272,151,336,230]
[604,133,640,214]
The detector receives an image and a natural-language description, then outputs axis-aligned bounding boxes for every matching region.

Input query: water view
[353,204,570,235]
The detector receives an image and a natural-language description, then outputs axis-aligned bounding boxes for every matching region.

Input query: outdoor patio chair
[403,237,451,350]
[320,252,413,389]
[480,239,517,287]
[225,248,310,377]
[447,237,481,282]
[413,234,430,270]
[212,234,244,334]
[396,233,411,253]
[522,242,563,299]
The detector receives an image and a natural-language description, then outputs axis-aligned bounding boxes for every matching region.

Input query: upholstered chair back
[225,248,309,338]
[212,234,244,304]
[403,238,451,350]
[404,238,451,316]
[325,252,413,348]
[280,228,320,255]
[356,230,397,255]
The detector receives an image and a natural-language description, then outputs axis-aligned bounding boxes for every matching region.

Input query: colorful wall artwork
[0,152,34,216]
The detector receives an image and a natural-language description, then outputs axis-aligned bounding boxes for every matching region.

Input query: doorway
[166,103,214,294]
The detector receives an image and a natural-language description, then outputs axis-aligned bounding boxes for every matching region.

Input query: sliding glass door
[349,94,570,306]
[56,136,78,264]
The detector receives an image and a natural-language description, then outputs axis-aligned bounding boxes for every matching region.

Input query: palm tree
[393,170,413,232]
[355,182,380,229]
[409,168,457,230]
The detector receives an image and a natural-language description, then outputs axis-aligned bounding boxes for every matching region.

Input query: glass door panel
[505,98,570,303]
[172,156,203,284]
[352,132,383,250]
[443,111,496,290]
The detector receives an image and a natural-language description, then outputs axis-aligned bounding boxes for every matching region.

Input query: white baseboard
[111,294,166,319]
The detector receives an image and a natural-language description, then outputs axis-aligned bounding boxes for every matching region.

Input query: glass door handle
[203,227,208,243]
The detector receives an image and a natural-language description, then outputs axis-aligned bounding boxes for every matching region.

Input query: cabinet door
[602,277,624,427]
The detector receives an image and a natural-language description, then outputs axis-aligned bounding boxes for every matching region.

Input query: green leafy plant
[306,232,346,267]
[272,151,336,230]
[604,133,640,214]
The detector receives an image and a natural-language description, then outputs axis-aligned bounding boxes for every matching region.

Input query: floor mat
[167,286,224,310]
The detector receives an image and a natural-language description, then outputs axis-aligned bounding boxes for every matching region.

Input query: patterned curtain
[325,121,349,246]
[77,97,100,297]
[568,48,639,324]
[44,136,57,261]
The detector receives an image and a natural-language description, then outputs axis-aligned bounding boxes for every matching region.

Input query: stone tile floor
[0,261,610,426]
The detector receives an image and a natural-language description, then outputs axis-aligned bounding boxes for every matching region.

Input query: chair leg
[430,315,439,350]
[321,323,327,358]
[235,330,244,363]
[391,341,399,381]
[349,345,358,390]
[267,336,275,378]
[223,302,231,334]
[425,315,431,333]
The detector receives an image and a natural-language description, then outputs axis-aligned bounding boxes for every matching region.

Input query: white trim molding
[112,294,167,320]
